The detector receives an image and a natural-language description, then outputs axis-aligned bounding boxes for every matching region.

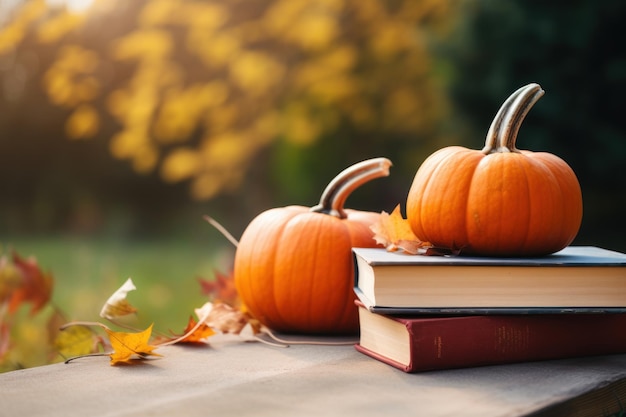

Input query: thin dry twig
[203,215,239,248]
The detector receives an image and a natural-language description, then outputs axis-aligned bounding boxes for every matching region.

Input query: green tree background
[446,0,626,251]
[1,0,624,249]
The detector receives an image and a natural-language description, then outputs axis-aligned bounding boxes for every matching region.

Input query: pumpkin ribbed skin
[407,147,582,256]
[406,84,582,256]
[234,158,390,334]
[234,207,379,334]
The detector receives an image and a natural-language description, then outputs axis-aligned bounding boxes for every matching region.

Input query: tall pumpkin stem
[310,157,392,219]
[482,84,528,154]
[482,83,544,154]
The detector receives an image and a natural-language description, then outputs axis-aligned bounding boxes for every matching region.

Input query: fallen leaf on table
[179,316,216,343]
[100,278,138,320]
[370,205,430,254]
[196,303,254,334]
[185,301,262,339]
[54,323,105,359]
[105,324,161,365]
[156,315,216,345]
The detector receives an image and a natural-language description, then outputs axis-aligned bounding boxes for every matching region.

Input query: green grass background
[2,234,235,370]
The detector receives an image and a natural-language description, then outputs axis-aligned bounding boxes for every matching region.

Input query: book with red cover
[355,302,626,373]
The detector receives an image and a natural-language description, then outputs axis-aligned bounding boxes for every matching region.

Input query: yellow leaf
[138,0,183,27]
[229,51,285,96]
[65,104,100,140]
[189,174,221,200]
[112,29,173,61]
[190,32,240,67]
[0,1,47,54]
[161,148,201,183]
[36,12,86,44]
[202,131,252,165]
[105,324,161,365]
[54,324,103,359]
[288,13,339,51]
[109,129,147,158]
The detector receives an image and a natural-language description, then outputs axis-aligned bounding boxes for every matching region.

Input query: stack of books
[351,246,626,373]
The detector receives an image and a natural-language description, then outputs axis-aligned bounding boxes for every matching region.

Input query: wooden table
[1,334,626,417]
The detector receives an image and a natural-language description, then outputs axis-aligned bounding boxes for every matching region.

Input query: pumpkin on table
[234,158,391,334]
[406,83,582,256]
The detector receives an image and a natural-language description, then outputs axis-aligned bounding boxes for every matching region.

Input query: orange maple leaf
[370,205,430,254]
[158,316,216,345]
[7,252,53,314]
[179,316,215,343]
[105,324,161,365]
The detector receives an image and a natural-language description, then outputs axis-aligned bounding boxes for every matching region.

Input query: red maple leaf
[8,252,53,314]
[198,269,239,307]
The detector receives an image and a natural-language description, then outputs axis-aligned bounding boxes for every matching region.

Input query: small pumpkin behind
[406,83,582,256]
[234,158,391,334]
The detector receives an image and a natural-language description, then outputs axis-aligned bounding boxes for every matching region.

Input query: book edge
[352,246,626,267]
[362,306,626,315]
[354,282,626,315]
[354,343,413,373]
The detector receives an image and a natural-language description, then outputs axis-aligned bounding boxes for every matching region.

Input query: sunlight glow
[46,0,94,13]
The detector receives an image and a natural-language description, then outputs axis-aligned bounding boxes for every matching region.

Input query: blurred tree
[3,0,622,250]
[443,0,626,250]
[0,0,455,208]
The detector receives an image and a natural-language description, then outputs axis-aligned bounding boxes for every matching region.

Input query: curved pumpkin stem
[482,83,544,154]
[497,83,544,153]
[482,84,528,154]
[310,157,392,219]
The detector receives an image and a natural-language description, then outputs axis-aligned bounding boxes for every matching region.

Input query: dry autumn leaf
[178,301,262,341]
[178,316,216,343]
[99,278,138,320]
[0,255,22,300]
[200,302,245,334]
[198,269,240,307]
[156,316,216,345]
[370,205,430,254]
[59,321,161,365]
[54,324,105,360]
[6,252,54,314]
[105,324,161,365]
[0,322,10,359]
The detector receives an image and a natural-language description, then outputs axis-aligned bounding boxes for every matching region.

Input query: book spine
[404,315,626,372]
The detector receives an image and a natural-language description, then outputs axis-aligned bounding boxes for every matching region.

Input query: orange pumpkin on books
[234,158,391,334]
[406,83,582,256]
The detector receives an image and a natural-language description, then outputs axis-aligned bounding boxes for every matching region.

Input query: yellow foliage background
[0,0,455,201]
